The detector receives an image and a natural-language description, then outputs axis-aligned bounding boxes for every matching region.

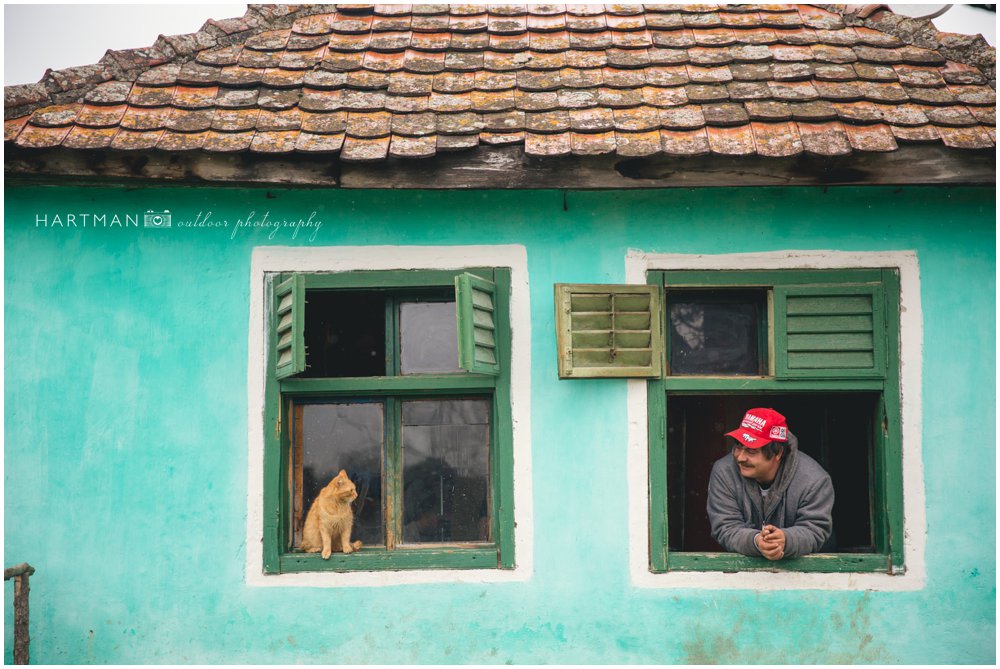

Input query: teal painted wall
[4,184,994,663]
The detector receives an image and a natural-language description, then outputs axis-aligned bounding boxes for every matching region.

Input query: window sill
[274,545,500,574]
[661,552,891,574]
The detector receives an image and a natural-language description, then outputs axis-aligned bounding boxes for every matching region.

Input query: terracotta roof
[4,4,996,160]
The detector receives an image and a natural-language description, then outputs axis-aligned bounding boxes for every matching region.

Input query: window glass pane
[667,292,763,375]
[299,402,384,547]
[303,291,386,377]
[401,399,490,544]
[399,301,463,375]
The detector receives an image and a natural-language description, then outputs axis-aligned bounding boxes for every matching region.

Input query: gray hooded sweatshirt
[706,432,834,558]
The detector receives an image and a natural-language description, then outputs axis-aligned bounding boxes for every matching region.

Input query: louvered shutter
[273,274,306,379]
[555,284,662,378]
[455,273,501,376]
[773,284,885,378]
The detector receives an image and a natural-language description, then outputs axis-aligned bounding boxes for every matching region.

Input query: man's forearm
[714,524,763,557]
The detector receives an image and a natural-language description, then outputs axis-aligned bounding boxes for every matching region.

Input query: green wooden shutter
[273,274,306,379]
[773,284,885,378]
[555,284,662,378]
[455,272,500,376]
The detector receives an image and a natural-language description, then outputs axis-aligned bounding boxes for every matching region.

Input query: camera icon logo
[144,210,172,228]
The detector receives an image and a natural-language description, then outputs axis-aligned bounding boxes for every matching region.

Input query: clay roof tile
[702,101,748,125]
[4,116,29,142]
[941,61,989,86]
[220,66,265,87]
[428,90,473,112]
[157,129,209,151]
[615,128,663,155]
[796,5,844,31]
[936,124,994,149]
[518,69,563,91]
[75,104,128,128]
[516,89,562,111]
[890,124,940,143]
[843,122,897,151]
[746,99,793,121]
[120,105,174,131]
[832,100,883,123]
[706,123,756,154]
[484,130,527,144]
[571,129,616,155]
[797,120,851,155]
[62,125,118,150]
[30,103,81,128]
[257,108,304,131]
[524,130,571,156]
[949,84,996,106]
[727,80,770,100]
[293,13,338,36]
[389,133,437,157]
[340,135,390,162]
[203,130,256,152]
[751,120,803,156]
[109,128,164,150]
[660,127,710,155]
[569,106,614,132]
[525,109,570,133]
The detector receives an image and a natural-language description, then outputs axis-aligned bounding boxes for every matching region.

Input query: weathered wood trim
[4,147,342,187]
[664,551,889,573]
[4,144,995,189]
[278,546,499,573]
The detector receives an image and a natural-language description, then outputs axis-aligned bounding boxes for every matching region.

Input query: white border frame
[626,250,926,590]
[246,245,533,587]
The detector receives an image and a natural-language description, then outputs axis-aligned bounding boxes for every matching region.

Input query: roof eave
[4,143,994,189]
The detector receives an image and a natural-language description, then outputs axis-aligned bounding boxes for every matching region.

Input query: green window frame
[646,268,903,574]
[262,268,515,573]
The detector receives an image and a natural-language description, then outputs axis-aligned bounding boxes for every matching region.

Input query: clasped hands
[754,524,786,561]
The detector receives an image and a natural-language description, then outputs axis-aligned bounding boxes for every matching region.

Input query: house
[4,3,995,663]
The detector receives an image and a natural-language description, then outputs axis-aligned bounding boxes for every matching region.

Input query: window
[652,268,901,573]
[263,268,514,573]
[559,268,903,574]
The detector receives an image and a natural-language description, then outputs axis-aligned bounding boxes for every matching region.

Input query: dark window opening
[303,291,386,377]
[666,392,876,553]
[666,290,766,375]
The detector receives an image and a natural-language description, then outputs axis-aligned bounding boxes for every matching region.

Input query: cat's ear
[337,469,347,479]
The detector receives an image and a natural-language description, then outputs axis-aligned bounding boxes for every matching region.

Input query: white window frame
[246,245,533,587]
[626,250,926,591]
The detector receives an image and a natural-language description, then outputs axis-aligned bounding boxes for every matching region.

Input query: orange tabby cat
[301,469,363,559]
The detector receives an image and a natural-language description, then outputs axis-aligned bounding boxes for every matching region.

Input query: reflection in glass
[668,296,761,375]
[401,399,490,544]
[399,301,462,374]
[300,402,384,546]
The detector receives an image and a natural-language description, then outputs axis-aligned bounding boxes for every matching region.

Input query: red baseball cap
[725,408,789,449]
